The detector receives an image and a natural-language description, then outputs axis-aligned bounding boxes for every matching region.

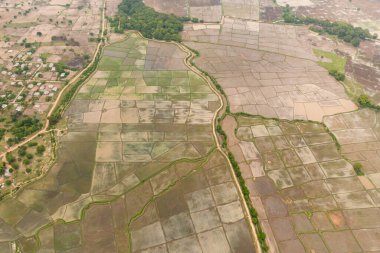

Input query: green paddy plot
[0,33,251,253]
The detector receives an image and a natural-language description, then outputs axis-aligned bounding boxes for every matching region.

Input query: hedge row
[217,121,268,252]
[49,44,103,125]
[187,46,268,252]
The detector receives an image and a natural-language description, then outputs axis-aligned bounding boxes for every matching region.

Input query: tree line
[282,5,377,47]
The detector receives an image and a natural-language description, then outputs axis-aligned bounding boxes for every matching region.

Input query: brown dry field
[276,0,380,102]
[224,114,380,253]
[183,20,357,121]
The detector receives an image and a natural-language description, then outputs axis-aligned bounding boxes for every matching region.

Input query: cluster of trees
[55,62,69,74]
[329,69,345,81]
[282,5,377,47]
[357,94,380,111]
[7,117,42,145]
[115,0,184,42]
[6,153,19,170]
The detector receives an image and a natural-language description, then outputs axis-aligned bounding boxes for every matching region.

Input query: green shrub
[353,162,364,176]
[36,145,45,155]
[6,153,15,163]
[328,69,345,81]
[357,94,371,107]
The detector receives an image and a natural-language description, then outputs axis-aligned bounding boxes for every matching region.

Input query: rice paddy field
[0,33,255,252]
[2,0,380,252]
[223,114,380,253]
[182,19,357,122]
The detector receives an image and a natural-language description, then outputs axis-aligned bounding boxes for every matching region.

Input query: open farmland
[1,0,379,251]
[222,114,380,252]
[269,0,380,105]
[144,0,222,22]
[183,19,357,121]
[0,33,256,252]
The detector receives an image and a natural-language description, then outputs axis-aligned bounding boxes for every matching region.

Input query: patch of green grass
[313,49,347,73]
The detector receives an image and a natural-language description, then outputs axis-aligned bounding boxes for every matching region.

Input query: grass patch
[313,49,347,81]
[313,49,346,73]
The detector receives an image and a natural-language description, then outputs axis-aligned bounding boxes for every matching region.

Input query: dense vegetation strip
[111,0,193,42]
[49,44,103,125]
[214,116,268,252]
[282,5,377,47]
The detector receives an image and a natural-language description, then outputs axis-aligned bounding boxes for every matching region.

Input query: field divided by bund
[0,33,255,252]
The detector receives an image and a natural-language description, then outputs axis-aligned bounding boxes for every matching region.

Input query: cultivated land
[144,0,222,22]
[0,0,379,252]
[279,0,380,103]
[147,0,380,252]
[183,19,357,121]
[0,33,255,252]
[223,114,380,252]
